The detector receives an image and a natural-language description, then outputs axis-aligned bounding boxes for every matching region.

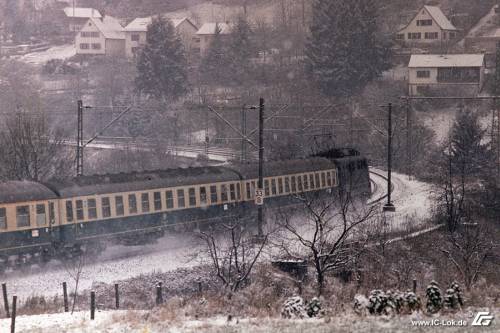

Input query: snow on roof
[124,17,196,32]
[423,5,457,31]
[196,23,231,35]
[408,54,485,68]
[63,7,102,19]
[89,16,124,39]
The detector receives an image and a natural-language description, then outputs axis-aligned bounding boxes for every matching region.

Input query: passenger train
[0,149,370,272]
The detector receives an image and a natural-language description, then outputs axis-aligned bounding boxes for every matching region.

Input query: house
[397,6,458,44]
[63,7,102,32]
[75,16,125,57]
[195,23,231,56]
[123,16,198,58]
[408,54,485,96]
[464,5,500,54]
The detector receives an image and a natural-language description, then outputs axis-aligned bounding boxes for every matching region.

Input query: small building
[408,54,485,96]
[464,5,500,55]
[63,7,102,32]
[397,6,458,45]
[123,16,198,58]
[195,23,231,56]
[75,16,125,57]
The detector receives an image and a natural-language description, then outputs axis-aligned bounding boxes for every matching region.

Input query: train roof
[232,157,335,178]
[0,181,58,204]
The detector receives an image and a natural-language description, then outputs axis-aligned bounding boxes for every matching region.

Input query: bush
[426,281,443,314]
[444,281,464,311]
[281,296,306,319]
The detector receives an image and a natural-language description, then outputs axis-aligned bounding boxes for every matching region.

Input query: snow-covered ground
[1,309,497,333]
[17,44,75,65]
[1,234,200,301]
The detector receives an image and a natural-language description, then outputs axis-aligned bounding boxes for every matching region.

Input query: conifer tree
[227,16,254,85]
[135,16,189,103]
[305,0,391,97]
[199,23,231,85]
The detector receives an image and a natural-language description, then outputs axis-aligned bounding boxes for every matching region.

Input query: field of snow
[17,44,76,65]
[1,309,497,333]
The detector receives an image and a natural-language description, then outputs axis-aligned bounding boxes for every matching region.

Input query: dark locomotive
[0,149,370,273]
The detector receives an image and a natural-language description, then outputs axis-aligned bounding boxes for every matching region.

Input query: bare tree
[63,250,87,314]
[276,192,376,295]
[198,218,267,293]
[0,112,73,181]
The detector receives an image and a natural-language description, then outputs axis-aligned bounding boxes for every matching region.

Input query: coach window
[200,187,207,205]
[76,200,84,221]
[141,193,150,212]
[154,192,162,211]
[321,172,326,187]
[236,183,241,200]
[102,197,111,218]
[210,185,218,204]
[165,190,174,209]
[177,189,186,208]
[220,185,228,202]
[0,208,6,229]
[88,199,97,219]
[315,173,321,188]
[278,178,283,194]
[115,196,124,216]
[303,175,309,190]
[229,184,236,201]
[270,179,276,195]
[264,180,270,196]
[284,177,290,193]
[35,204,47,226]
[245,182,251,200]
[297,176,303,192]
[16,205,30,228]
[188,188,196,207]
[327,172,332,187]
[128,194,137,214]
[291,176,297,192]
[66,201,74,222]
[309,174,315,189]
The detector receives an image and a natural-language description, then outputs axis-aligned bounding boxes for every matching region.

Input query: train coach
[0,149,370,272]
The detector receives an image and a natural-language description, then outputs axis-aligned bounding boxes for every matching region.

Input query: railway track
[367,170,394,205]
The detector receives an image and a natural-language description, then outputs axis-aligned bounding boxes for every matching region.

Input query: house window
[16,206,30,228]
[128,194,137,214]
[91,43,101,50]
[81,31,91,37]
[210,185,218,203]
[91,32,99,37]
[437,67,480,83]
[0,208,6,229]
[424,32,438,39]
[396,33,404,40]
[408,32,421,40]
[417,19,433,26]
[36,204,46,226]
[449,32,456,39]
[66,201,74,222]
[165,190,174,209]
[141,193,150,212]
[417,70,431,78]
[76,200,84,220]
[154,192,162,211]
[80,43,90,49]
[131,34,140,42]
[188,188,196,207]
[102,197,111,218]
[88,199,97,219]
[115,196,124,216]
[177,189,186,208]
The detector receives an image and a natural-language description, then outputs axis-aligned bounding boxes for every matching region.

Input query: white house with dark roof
[75,16,125,56]
[397,6,458,44]
[195,22,231,56]
[123,16,198,58]
[63,7,102,32]
[408,54,485,96]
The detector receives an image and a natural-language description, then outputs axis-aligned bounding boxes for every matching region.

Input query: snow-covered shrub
[307,297,322,318]
[426,281,442,313]
[367,290,394,315]
[444,281,464,310]
[353,294,370,315]
[386,290,404,314]
[404,291,421,313]
[281,296,306,319]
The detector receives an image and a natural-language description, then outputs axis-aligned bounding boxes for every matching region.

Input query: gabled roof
[196,23,231,35]
[408,54,484,68]
[63,7,102,19]
[124,17,197,32]
[88,16,124,39]
[398,5,456,32]
[424,5,457,31]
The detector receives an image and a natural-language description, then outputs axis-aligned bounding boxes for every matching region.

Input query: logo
[471,311,494,326]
